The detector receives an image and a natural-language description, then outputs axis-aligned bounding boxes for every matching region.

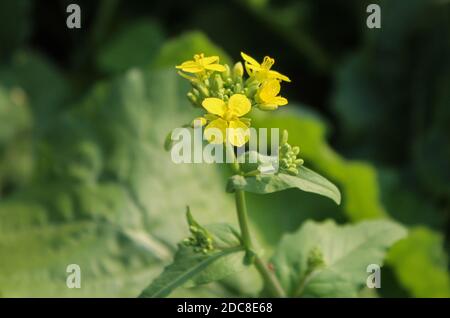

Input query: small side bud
[221,64,231,79]
[187,92,198,106]
[213,74,224,91]
[281,130,289,145]
[287,167,298,175]
[233,62,244,78]
[307,247,325,271]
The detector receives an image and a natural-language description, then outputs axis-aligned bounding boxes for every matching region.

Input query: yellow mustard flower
[201,94,251,147]
[176,53,226,74]
[241,52,290,82]
[257,79,288,110]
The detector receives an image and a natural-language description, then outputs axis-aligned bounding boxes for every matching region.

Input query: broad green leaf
[0,68,245,297]
[228,166,341,205]
[0,51,70,129]
[97,20,165,73]
[152,31,232,68]
[387,227,450,297]
[139,223,246,298]
[271,219,407,297]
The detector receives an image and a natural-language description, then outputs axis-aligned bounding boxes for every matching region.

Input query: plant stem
[231,156,286,297]
[254,255,286,298]
[233,188,286,298]
[234,189,253,254]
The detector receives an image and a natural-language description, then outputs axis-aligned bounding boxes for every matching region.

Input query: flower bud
[213,74,224,91]
[187,92,198,106]
[221,64,231,79]
[233,62,244,78]
[234,83,243,93]
[281,130,289,145]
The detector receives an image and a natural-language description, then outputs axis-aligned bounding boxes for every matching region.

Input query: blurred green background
[0,0,449,297]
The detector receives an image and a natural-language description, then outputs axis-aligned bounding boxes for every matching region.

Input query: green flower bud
[287,167,298,175]
[221,64,231,79]
[281,159,289,168]
[295,158,304,166]
[281,143,291,152]
[187,92,198,106]
[233,62,244,78]
[245,83,259,98]
[213,74,224,91]
[192,88,201,98]
[292,146,300,155]
[234,83,243,93]
[281,130,289,145]
[307,247,325,270]
[197,83,209,97]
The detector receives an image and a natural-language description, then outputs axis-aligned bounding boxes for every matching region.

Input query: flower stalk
[232,157,286,298]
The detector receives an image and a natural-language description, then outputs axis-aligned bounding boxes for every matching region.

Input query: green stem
[234,188,286,298]
[234,189,253,254]
[231,155,286,298]
[254,255,286,298]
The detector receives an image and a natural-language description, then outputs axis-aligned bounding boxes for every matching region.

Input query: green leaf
[228,166,341,205]
[251,107,386,221]
[0,68,247,297]
[152,31,232,68]
[0,51,70,129]
[271,219,407,297]
[97,20,165,73]
[139,222,246,298]
[387,227,450,297]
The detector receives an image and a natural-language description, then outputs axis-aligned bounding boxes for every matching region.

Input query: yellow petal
[204,63,227,72]
[244,64,255,77]
[200,56,220,65]
[204,118,227,144]
[259,79,281,102]
[274,96,288,106]
[228,120,250,147]
[269,70,291,82]
[227,94,251,117]
[176,60,195,68]
[202,98,226,116]
[176,61,204,73]
[240,52,260,67]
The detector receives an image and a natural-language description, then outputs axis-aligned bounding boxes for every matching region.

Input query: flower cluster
[279,130,304,175]
[182,208,214,254]
[176,52,290,147]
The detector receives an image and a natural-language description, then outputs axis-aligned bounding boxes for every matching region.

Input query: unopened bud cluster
[186,62,259,107]
[183,209,215,254]
[183,225,214,254]
[279,130,304,176]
